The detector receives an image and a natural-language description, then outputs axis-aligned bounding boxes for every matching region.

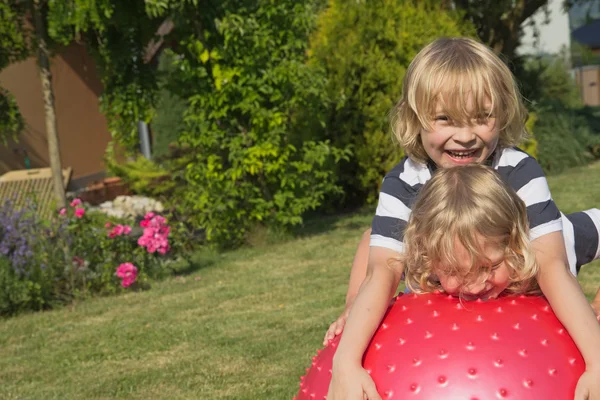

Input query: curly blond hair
[391,37,529,163]
[398,165,539,296]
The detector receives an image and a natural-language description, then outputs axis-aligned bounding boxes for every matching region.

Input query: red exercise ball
[295,293,585,399]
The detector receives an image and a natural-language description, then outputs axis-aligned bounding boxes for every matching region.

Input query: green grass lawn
[0,162,599,399]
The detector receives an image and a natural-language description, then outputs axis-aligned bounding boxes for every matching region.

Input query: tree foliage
[47,1,163,151]
[447,0,550,61]
[309,0,474,203]
[0,1,29,143]
[165,0,348,247]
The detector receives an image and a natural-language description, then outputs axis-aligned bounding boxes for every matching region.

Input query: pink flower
[113,225,124,235]
[116,262,138,288]
[121,277,136,287]
[108,224,132,238]
[72,256,84,267]
[59,208,67,216]
[137,214,170,255]
[144,212,155,220]
[74,208,85,218]
[105,222,112,228]
[70,198,82,207]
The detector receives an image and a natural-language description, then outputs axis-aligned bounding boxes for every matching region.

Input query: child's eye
[475,114,495,123]
[435,115,449,122]
[491,261,503,270]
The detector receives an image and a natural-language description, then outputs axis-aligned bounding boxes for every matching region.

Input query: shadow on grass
[231,206,375,251]
[290,205,375,239]
[167,248,221,276]
[168,206,376,270]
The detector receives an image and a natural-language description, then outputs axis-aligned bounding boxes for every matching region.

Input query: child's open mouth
[445,149,477,159]
[444,149,481,165]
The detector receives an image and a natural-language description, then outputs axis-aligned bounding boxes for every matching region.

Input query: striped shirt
[370,147,563,254]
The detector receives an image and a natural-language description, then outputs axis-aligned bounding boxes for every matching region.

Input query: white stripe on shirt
[530,219,563,241]
[560,213,578,276]
[399,158,431,186]
[495,147,529,168]
[375,192,412,221]
[369,234,405,253]
[516,177,552,207]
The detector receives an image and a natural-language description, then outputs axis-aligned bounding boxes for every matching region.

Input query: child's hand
[323,304,352,346]
[574,368,600,399]
[327,363,382,400]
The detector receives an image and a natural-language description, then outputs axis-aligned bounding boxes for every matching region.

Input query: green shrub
[534,103,600,174]
[171,0,348,249]
[0,88,24,143]
[105,145,203,253]
[516,52,583,109]
[309,0,475,203]
[0,257,52,316]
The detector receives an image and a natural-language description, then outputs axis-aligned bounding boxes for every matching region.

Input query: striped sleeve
[496,148,562,240]
[370,159,422,253]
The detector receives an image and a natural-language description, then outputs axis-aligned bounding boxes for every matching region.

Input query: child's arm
[323,228,371,345]
[345,228,372,306]
[327,246,403,400]
[533,231,600,398]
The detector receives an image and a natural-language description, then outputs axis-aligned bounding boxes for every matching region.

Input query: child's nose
[452,127,476,144]
[463,280,487,297]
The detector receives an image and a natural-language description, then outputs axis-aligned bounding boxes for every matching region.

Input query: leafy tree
[0,1,69,208]
[517,50,583,109]
[309,0,474,203]
[447,0,550,61]
[164,0,346,247]
[48,1,162,151]
[0,1,163,208]
[0,2,28,144]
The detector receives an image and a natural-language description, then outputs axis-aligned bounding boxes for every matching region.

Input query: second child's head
[392,37,529,168]
[401,165,539,300]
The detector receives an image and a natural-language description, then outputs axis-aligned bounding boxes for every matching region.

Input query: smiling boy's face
[435,234,511,301]
[420,95,500,168]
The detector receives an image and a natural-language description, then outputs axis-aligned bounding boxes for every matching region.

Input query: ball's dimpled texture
[295,293,585,399]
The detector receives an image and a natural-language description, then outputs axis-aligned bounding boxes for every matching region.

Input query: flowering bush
[138,213,170,254]
[116,262,138,287]
[0,198,174,316]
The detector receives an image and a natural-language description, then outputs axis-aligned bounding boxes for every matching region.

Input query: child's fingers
[363,378,382,400]
[323,323,337,345]
[334,318,346,334]
[573,377,589,400]
[323,319,347,345]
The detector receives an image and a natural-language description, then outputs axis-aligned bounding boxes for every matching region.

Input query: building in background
[569,1,600,106]
[518,0,572,57]
[569,0,600,32]
[518,0,600,106]
[571,18,600,106]
[0,42,115,190]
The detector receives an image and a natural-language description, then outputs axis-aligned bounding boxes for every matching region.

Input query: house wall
[518,0,571,56]
[574,65,600,106]
[0,42,114,184]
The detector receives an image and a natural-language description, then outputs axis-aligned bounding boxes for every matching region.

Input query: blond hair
[399,165,539,296]
[391,37,529,163]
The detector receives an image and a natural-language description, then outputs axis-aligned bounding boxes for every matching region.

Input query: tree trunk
[32,0,66,209]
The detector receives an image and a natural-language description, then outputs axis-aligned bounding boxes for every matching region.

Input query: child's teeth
[448,150,475,158]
